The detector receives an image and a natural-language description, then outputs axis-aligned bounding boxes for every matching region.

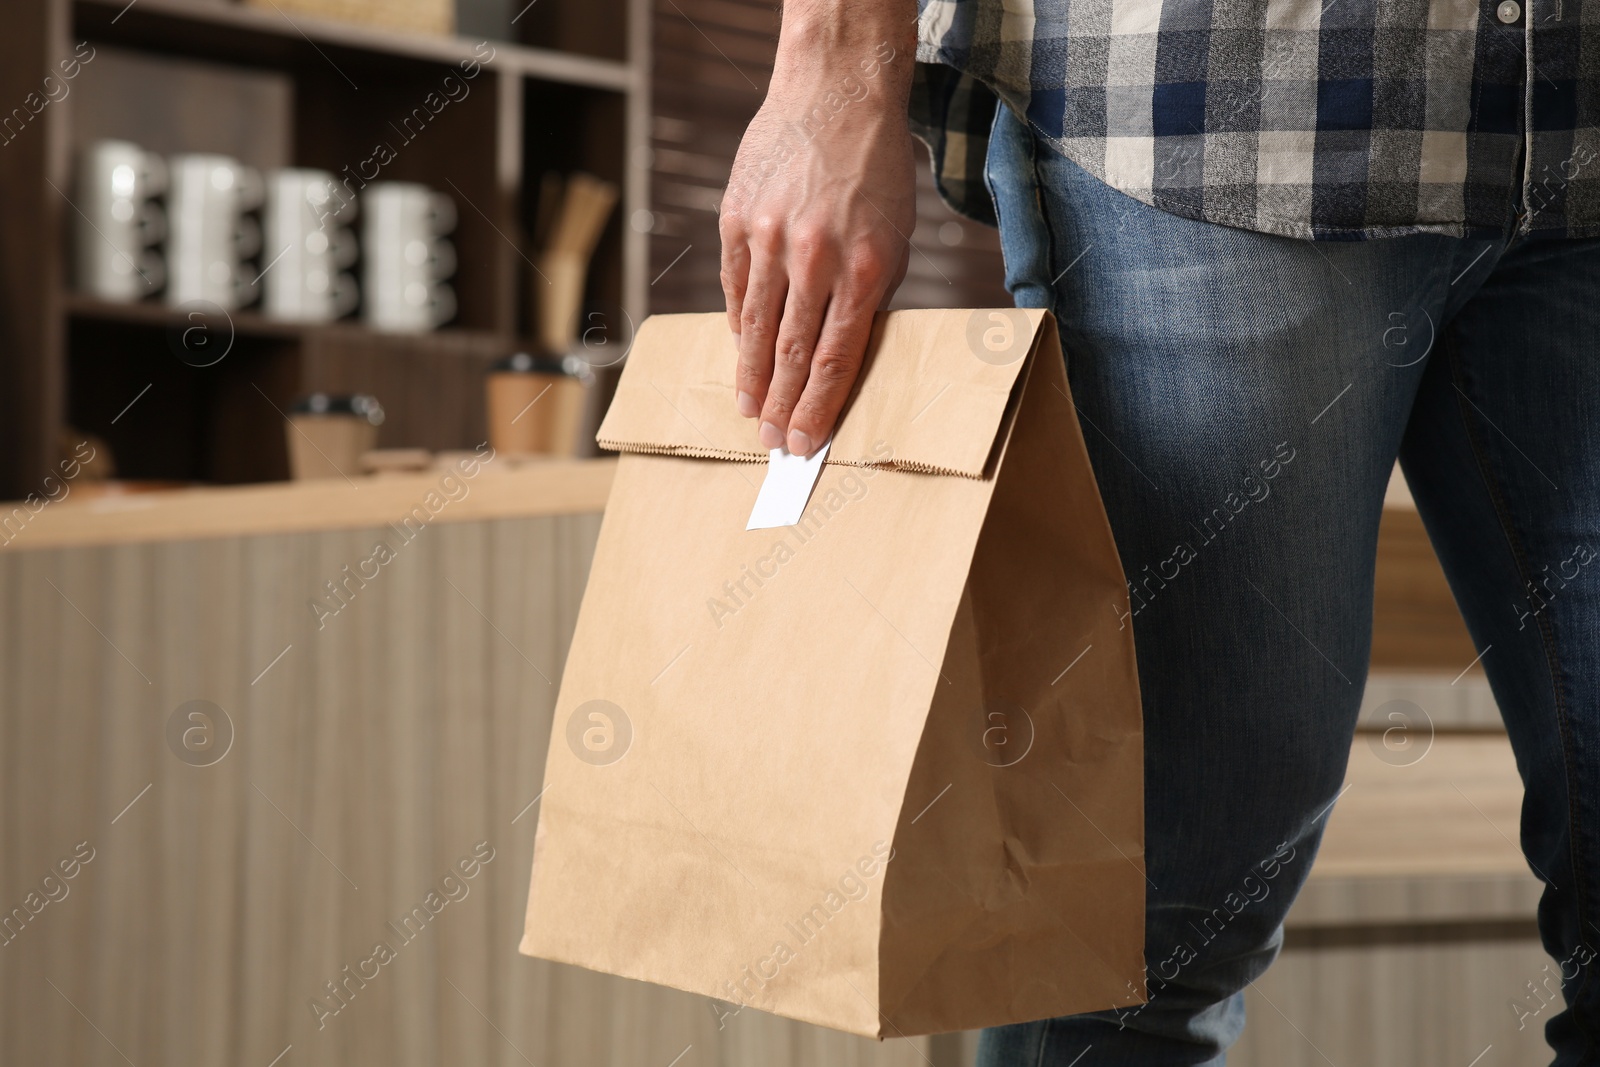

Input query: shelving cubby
[0,0,649,495]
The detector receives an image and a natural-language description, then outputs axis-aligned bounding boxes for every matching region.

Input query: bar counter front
[0,461,925,1067]
[0,461,1550,1067]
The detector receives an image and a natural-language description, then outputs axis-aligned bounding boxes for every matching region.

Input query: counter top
[2,458,616,550]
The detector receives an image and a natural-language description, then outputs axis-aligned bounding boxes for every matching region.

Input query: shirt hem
[910,38,1600,241]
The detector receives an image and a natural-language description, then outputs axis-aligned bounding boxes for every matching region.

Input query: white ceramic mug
[361,181,457,333]
[261,168,360,322]
[74,139,167,301]
[166,153,264,310]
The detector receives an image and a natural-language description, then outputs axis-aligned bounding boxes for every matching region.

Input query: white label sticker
[745,440,832,530]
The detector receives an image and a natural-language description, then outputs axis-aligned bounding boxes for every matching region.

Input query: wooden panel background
[68,44,294,170]
[0,513,929,1067]
[300,327,505,454]
[1372,503,1481,674]
[0,0,64,499]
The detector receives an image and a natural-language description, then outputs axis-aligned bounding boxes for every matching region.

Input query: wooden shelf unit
[0,0,650,496]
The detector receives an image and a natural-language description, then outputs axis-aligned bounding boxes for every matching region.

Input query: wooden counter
[0,461,925,1067]
[0,463,1544,1067]
[4,458,616,549]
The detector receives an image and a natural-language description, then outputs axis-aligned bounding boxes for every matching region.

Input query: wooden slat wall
[300,328,505,454]
[0,514,931,1067]
[647,0,1009,316]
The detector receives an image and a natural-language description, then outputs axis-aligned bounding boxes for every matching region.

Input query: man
[717,0,1600,1062]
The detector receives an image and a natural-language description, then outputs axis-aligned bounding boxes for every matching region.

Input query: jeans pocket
[983,102,1057,311]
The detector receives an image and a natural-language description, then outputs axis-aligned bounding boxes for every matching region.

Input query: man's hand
[719,4,917,456]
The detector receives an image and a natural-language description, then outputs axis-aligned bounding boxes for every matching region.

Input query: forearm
[772,0,918,111]
[720,0,920,455]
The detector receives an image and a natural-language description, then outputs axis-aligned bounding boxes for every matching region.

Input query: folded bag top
[522,308,1145,1039]
[596,311,1036,477]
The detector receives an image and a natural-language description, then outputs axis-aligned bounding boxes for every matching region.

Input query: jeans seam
[1444,332,1598,1054]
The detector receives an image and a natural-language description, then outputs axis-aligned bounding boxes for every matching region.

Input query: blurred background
[0,1,1546,1065]
[0,0,1006,500]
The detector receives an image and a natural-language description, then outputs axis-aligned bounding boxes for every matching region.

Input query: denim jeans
[978,101,1600,1066]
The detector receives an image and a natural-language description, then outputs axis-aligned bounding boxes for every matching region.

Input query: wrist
[778,1,917,44]
[771,8,916,112]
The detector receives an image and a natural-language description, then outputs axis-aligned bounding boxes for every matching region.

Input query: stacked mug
[361,181,457,333]
[165,153,264,310]
[261,168,359,323]
[73,140,168,302]
[73,142,459,332]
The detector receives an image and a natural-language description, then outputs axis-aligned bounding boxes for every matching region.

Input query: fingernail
[759,421,784,449]
[787,429,813,456]
[737,391,759,418]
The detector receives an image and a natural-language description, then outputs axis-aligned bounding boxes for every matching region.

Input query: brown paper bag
[520,308,1146,1037]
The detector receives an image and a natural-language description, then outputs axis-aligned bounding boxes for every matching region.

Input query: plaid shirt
[910,0,1600,239]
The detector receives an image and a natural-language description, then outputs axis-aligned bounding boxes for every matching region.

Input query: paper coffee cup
[286,393,385,480]
[486,352,586,457]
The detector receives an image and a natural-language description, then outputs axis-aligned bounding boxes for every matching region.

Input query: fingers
[735,236,787,425]
[784,273,881,455]
[758,246,834,451]
[724,204,899,453]
[718,214,749,342]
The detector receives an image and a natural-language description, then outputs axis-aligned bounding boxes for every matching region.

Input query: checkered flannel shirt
[909,0,1600,239]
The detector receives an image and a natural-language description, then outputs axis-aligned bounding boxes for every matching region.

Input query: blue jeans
[979,102,1600,1066]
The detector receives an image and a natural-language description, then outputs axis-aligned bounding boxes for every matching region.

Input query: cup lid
[290,392,385,425]
[492,351,572,376]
